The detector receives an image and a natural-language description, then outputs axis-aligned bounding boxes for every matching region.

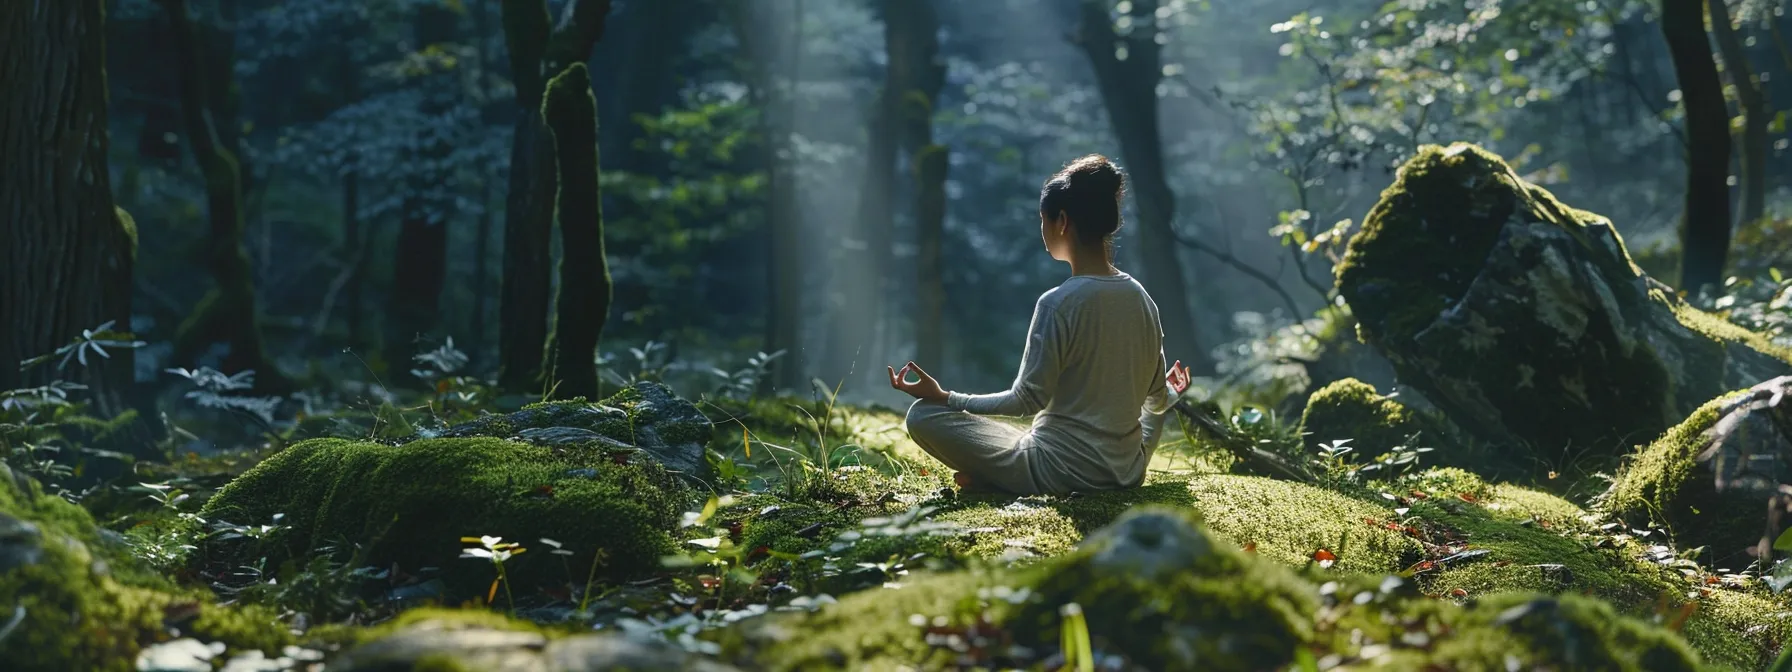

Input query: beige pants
[904,399,1045,494]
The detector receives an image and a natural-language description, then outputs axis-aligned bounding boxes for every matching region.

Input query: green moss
[1601,391,1760,564]
[1396,593,1702,671]
[1299,378,1428,459]
[115,207,139,261]
[732,569,999,670]
[198,436,690,599]
[0,467,290,671]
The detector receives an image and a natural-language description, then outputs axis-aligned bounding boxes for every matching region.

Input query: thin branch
[1169,224,1305,318]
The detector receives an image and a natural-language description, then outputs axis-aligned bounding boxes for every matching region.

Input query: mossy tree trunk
[158,0,288,393]
[384,3,461,372]
[1662,0,1736,295]
[730,0,808,392]
[1074,0,1214,375]
[1709,0,1768,231]
[0,0,137,415]
[497,0,612,393]
[540,64,612,401]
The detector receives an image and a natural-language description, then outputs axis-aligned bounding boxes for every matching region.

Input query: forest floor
[6,367,1792,671]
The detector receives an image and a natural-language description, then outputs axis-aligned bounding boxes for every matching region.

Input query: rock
[428,382,712,479]
[1337,143,1791,459]
[543,633,742,672]
[135,638,224,672]
[1603,376,1792,564]
[0,512,43,572]
[1299,378,1429,458]
[198,435,689,600]
[1078,508,1214,581]
[330,614,740,672]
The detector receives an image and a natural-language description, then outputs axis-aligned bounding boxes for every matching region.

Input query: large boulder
[1337,143,1791,458]
[1603,376,1792,565]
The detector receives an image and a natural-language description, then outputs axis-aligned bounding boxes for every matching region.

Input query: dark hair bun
[1040,154,1126,244]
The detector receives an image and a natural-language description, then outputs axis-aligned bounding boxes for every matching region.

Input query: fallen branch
[1171,398,1314,483]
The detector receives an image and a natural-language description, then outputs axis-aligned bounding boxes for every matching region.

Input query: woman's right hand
[889,361,949,403]
[1167,360,1191,396]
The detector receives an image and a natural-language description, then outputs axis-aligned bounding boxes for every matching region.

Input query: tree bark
[914,145,949,370]
[1708,0,1768,230]
[1074,0,1213,374]
[0,0,136,413]
[159,0,288,392]
[731,0,807,392]
[498,0,611,392]
[385,2,461,372]
[541,64,612,400]
[1662,0,1736,294]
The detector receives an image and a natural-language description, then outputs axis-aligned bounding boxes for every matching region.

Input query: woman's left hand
[889,361,949,403]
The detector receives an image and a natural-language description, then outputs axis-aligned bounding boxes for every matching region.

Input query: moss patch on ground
[1299,378,1429,458]
[199,436,691,600]
[0,466,290,671]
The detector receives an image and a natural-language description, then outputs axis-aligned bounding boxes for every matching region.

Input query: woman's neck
[1066,245,1118,277]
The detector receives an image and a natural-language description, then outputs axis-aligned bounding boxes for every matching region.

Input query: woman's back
[1027,272,1167,486]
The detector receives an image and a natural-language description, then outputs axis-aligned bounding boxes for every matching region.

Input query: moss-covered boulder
[198,435,690,600]
[429,381,712,479]
[1603,376,1792,565]
[1299,378,1430,457]
[1337,143,1791,459]
[0,464,289,672]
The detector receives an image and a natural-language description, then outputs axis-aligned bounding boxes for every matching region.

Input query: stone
[329,617,742,672]
[1337,143,1790,459]
[0,512,43,572]
[428,381,712,479]
[1079,508,1214,581]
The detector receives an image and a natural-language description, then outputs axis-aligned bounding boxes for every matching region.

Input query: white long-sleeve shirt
[946,272,1174,490]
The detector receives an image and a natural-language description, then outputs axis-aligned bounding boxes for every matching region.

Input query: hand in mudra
[1167,359,1192,396]
[889,361,948,403]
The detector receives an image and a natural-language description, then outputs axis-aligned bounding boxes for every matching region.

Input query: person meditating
[889,154,1193,495]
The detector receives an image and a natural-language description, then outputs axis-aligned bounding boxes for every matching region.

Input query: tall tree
[1709,0,1768,231]
[540,63,613,400]
[497,0,613,392]
[384,2,461,371]
[1073,0,1213,374]
[731,0,808,391]
[158,0,289,391]
[0,0,137,412]
[828,0,946,387]
[1662,0,1736,294]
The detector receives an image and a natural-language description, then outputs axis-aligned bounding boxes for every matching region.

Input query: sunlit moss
[1601,391,1758,563]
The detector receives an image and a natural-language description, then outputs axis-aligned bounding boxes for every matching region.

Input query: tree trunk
[470,0,496,369]
[731,0,807,392]
[343,166,364,345]
[159,0,288,392]
[1663,0,1736,294]
[0,0,135,414]
[385,2,461,372]
[498,0,612,392]
[1074,0,1214,374]
[541,64,612,400]
[1709,0,1768,230]
[914,145,949,370]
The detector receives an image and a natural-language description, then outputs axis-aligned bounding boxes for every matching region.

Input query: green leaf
[1774,526,1792,553]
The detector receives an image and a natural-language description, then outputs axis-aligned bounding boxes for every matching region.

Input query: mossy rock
[1299,378,1432,459]
[325,607,740,672]
[1337,142,1791,461]
[428,381,712,479]
[198,436,691,600]
[0,464,290,671]
[1603,377,1792,567]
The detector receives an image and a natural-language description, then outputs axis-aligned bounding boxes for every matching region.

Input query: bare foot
[953,472,975,490]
